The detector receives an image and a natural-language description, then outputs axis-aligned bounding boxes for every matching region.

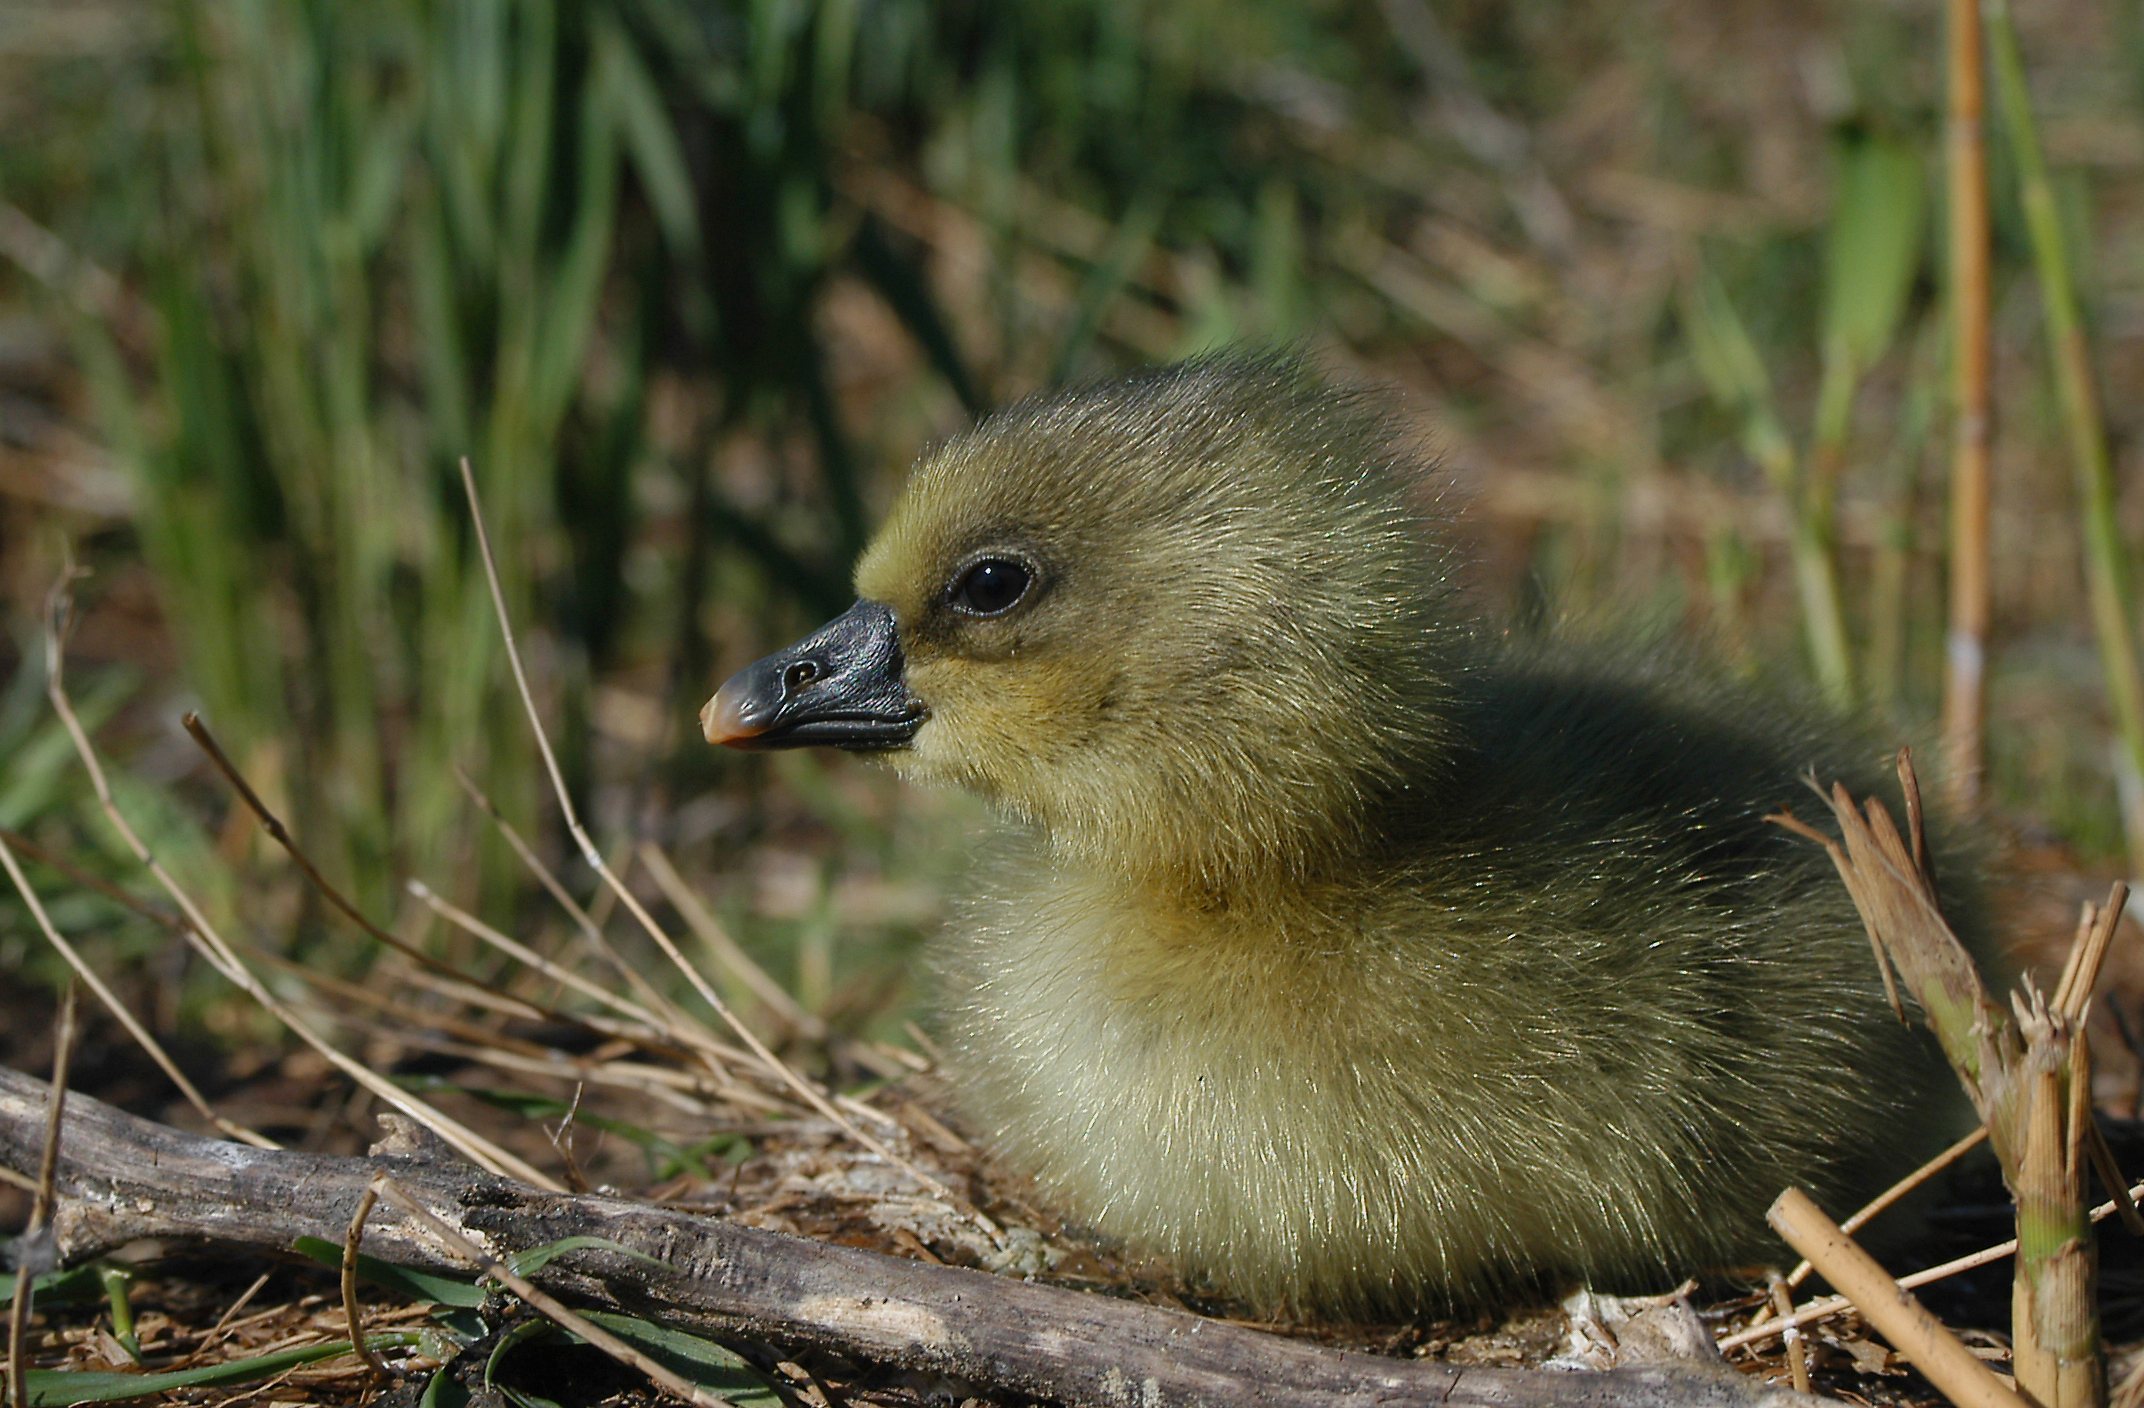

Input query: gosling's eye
[949,557,1032,617]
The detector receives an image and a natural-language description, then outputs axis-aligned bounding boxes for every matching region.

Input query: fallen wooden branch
[0,1067,1800,1408]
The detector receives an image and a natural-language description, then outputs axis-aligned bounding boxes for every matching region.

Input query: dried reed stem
[638,841,827,1040]
[1724,1161,2144,1352]
[1942,0,1993,809]
[1782,1124,1989,1291]
[0,831,272,1148]
[1768,1188,2025,1408]
[1765,1272,1810,1394]
[1775,755,2119,1406]
[451,767,696,1036]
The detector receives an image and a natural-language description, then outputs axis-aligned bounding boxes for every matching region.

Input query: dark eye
[949,557,1032,617]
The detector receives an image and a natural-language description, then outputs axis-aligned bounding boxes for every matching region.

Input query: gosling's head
[705,355,1458,888]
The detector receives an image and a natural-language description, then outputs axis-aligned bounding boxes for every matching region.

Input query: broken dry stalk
[1775,1124,1990,1293]
[342,1177,391,1380]
[1765,1271,1810,1394]
[1776,752,2122,1407]
[0,831,273,1149]
[1723,1161,2144,1352]
[2010,1000,2100,1408]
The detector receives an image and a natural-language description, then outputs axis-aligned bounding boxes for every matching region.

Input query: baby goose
[702,354,1982,1313]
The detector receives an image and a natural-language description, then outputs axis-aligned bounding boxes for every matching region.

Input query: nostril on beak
[783,661,820,696]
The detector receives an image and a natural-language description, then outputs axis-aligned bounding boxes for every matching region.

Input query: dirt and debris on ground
[9,848,2144,1407]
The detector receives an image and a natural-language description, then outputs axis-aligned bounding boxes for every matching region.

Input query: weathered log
[0,1067,1801,1408]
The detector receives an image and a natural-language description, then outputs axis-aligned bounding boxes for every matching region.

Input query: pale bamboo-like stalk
[2008,1011,2101,1406]
[1942,0,1992,808]
[1768,1188,2024,1408]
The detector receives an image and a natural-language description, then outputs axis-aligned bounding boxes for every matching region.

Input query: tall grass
[1678,127,1927,714]
[5,0,2143,983]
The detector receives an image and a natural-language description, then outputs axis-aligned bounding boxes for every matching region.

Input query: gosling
[703,353,1984,1314]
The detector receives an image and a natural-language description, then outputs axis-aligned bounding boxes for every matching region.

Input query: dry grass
[5,562,2144,1408]
[9,2,2144,1403]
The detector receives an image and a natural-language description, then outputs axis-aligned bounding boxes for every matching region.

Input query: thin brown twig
[342,1177,392,1379]
[169,1270,273,1369]
[185,714,603,1022]
[548,1085,592,1194]
[7,981,76,1408]
[451,766,691,1030]
[183,714,398,948]
[457,458,998,1238]
[0,828,179,930]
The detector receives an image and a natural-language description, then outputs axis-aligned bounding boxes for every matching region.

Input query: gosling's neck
[1023,768,1403,919]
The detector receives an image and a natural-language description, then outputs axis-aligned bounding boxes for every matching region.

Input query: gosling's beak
[702,599,925,751]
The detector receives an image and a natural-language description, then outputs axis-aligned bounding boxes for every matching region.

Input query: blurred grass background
[1,0,2141,1054]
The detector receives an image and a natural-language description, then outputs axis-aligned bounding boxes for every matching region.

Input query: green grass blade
[1820,133,1927,384]
[1988,0,2144,874]
[23,1334,421,1405]
[291,1236,488,1308]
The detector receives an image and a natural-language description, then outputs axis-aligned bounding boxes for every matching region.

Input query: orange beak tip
[700,691,738,746]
